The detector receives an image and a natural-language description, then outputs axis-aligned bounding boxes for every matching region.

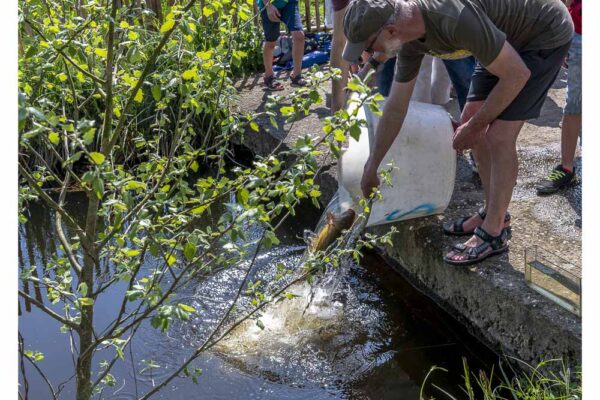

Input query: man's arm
[465,41,530,130]
[361,77,417,197]
[356,52,389,84]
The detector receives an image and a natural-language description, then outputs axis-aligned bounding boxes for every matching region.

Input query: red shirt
[570,0,582,35]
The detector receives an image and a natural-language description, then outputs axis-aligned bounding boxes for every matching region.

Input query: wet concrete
[234,68,581,369]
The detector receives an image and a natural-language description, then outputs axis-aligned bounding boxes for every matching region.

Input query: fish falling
[305,209,356,253]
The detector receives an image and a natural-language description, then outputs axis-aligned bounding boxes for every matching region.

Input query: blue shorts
[260,1,303,42]
[565,33,581,115]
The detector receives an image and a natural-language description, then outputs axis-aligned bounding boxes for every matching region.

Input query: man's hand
[452,120,483,151]
[266,4,281,22]
[361,159,380,198]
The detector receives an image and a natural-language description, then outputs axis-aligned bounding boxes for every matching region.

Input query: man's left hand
[452,121,482,151]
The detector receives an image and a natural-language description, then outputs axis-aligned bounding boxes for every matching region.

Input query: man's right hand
[267,4,281,22]
[361,159,380,198]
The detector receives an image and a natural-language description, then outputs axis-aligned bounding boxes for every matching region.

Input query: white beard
[383,37,403,57]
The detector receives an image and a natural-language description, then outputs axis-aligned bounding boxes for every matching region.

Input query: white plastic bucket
[338,95,456,228]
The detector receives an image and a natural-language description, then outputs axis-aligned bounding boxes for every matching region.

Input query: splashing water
[215,190,368,359]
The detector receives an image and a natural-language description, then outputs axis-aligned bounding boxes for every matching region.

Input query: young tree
[18,1,391,399]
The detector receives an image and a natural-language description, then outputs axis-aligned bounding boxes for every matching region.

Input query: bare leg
[447,119,524,262]
[481,120,524,236]
[560,113,581,171]
[445,101,495,234]
[263,41,276,79]
[290,30,305,79]
[330,7,349,114]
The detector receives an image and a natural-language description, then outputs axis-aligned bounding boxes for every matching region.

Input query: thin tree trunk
[75,196,99,400]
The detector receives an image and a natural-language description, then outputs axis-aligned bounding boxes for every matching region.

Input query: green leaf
[191,205,208,214]
[202,6,214,17]
[190,160,199,173]
[92,177,104,199]
[280,106,294,116]
[89,152,105,165]
[184,242,196,261]
[196,50,212,60]
[160,19,175,33]
[124,180,146,191]
[256,320,265,330]
[134,89,143,103]
[346,80,361,92]
[237,188,249,205]
[78,297,94,306]
[182,69,197,80]
[48,131,60,145]
[349,124,361,142]
[333,129,345,142]
[151,85,161,102]
[167,254,176,266]
[94,48,107,59]
[125,249,141,257]
[82,128,96,145]
[78,283,88,297]
[178,303,197,313]
[126,289,144,301]
[249,121,259,132]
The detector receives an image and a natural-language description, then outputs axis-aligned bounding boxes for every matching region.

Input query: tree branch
[18,163,88,245]
[18,290,79,331]
[19,333,58,400]
[24,18,106,85]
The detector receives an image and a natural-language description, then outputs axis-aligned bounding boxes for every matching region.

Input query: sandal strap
[474,226,508,250]
[264,75,283,89]
[477,207,487,220]
[477,207,511,223]
[452,216,470,233]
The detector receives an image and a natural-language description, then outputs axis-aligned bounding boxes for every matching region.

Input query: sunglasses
[365,26,384,54]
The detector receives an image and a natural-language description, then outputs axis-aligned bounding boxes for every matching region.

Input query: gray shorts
[467,41,571,121]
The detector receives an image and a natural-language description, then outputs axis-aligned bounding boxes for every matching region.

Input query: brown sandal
[264,75,284,91]
[290,74,307,87]
[443,207,511,237]
[444,227,509,266]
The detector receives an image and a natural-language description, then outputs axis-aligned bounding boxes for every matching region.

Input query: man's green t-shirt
[257,0,290,11]
[395,0,574,82]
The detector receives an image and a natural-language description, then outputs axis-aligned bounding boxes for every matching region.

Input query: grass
[421,357,582,400]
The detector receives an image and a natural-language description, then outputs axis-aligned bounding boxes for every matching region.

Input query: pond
[19,193,500,399]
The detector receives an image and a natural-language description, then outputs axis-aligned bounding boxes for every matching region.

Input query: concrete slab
[234,67,582,369]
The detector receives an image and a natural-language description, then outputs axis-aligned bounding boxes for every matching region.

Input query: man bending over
[342,0,573,265]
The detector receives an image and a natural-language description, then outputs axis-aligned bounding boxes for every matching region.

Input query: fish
[304,209,356,253]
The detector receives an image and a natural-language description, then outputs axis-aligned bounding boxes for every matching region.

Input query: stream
[19,193,500,399]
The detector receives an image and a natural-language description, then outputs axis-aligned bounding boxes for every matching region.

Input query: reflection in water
[19,195,499,399]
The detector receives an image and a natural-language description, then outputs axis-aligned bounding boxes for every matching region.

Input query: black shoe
[535,164,577,195]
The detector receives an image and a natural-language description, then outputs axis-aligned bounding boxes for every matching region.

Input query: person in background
[357,50,475,113]
[330,0,351,113]
[258,0,307,90]
[535,0,582,195]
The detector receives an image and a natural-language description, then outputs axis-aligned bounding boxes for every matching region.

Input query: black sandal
[443,207,511,236]
[444,226,510,266]
[290,74,307,87]
[264,75,284,91]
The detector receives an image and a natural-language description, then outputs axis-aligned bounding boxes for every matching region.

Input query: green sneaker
[535,164,577,195]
